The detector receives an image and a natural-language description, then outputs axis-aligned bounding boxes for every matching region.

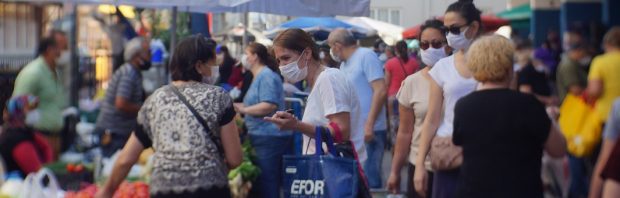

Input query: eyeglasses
[446,24,469,35]
[420,40,446,50]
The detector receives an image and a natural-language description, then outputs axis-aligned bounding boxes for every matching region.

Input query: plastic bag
[18,168,59,198]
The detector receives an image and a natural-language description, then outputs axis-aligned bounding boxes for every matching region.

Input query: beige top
[396,70,432,170]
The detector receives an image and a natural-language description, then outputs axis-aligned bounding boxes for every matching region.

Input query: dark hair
[515,39,533,51]
[170,34,217,81]
[220,45,232,60]
[36,37,57,56]
[419,19,447,40]
[395,41,409,63]
[273,28,320,61]
[446,0,482,26]
[247,43,283,80]
[374,39,386,49]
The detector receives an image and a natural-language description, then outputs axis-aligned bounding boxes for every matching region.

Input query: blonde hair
[603,26,620,48]
[466,34,515,83]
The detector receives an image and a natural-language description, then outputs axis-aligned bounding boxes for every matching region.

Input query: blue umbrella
[264,17,371,40]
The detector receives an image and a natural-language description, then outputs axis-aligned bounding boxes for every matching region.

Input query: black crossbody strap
[170,86,224,156]
[398,59,410,76]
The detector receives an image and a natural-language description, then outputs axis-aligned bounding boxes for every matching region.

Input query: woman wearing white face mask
[387,19,450,198]
[264,28,371,195]
[413,0,482,197]
[96,35,242,198]
[233,43,291,198]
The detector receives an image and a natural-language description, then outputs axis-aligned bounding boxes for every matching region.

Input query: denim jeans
[568,154,591,198]
[363,130,387,189]
[249,134,293,198]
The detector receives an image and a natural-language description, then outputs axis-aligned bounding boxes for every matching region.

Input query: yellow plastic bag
[559,94,603,157]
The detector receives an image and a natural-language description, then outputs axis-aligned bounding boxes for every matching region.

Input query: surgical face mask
[579,56,591,66]
[137,55,152,71]
[446,26,472,51]
[202,65,220,85]
[378,53,388,62]
[330,48,341,62]
[241,55,251,70]
[279,50,308,83]
[216,54,224,65]
[25,109,41,127]
[420,46,447,66]
[534,64,546,73]
[56,51,70,66]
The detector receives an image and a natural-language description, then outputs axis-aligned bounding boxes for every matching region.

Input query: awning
[497,3,531,21]
[342,17,403,45]
[7,0,370,17]
[264,17,371,41]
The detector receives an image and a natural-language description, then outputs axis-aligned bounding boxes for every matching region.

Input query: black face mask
[140,60,152,71]
[137,54,152,71]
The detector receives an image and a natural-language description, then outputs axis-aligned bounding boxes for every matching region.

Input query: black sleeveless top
[0,127,36,175]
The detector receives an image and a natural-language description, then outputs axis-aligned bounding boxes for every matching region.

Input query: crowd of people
[2,0,620,197]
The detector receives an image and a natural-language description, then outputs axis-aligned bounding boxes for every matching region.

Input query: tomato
[74,164,84,172]
[66,163,75,172]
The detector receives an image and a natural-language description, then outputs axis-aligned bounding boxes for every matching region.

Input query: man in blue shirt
[328,29,388,189]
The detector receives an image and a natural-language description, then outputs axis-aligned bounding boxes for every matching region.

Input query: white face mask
[25,109,41,127]
[534,64,546,73]
[330,48,341,62]
[579,56,591,66]
[420,46,447,66]
[279,50,308,83]
[446,26,472,51]
[241,55,251,70]
[202,65,220,85]
[378,53,388,62]
[216,54,224,65]
[56,51,70,66]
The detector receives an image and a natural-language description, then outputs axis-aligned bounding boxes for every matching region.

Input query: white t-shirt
[428,55,478,137]
[302,68,367,163]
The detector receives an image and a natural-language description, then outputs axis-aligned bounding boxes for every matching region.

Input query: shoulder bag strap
[170,86,224,156]
[398,58,410,76]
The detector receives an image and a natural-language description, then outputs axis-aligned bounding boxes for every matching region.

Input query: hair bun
[458,0,473,3]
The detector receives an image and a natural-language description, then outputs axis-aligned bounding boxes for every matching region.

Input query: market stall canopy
[342,17,403,45]
[214,24,273,46]
[5,0,251,8]
[195,0,370,17]
[402,15,510,39]
[264,17,371,41]
[497,3,531,21]
[7,0,370,17]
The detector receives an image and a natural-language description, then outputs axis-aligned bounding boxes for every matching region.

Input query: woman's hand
[387,171,401,194]
[94,188,113,198]
[264,111,299,131]
[233,103,245,114]
[413,164,429,198]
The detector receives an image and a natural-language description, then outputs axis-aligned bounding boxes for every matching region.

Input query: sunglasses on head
[420,40,446,50]
[446,24,469,35]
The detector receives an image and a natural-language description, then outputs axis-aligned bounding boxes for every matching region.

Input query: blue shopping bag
[282,127,359,198]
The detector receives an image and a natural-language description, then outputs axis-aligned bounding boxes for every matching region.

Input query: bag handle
[170,85,224,157]
[314,126,338,156]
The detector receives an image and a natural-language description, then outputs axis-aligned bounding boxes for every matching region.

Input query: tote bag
[282,127,359,198]
[559,94,603,157]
